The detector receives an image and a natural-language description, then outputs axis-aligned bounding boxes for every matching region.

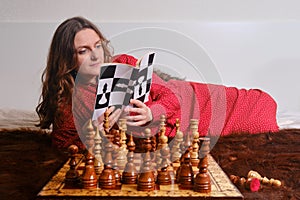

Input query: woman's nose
[91,49,99,61]
[91,52,98,61]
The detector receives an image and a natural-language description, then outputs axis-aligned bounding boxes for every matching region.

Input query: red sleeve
[52,83,97,151]
[52,102,85,151]
[112,54,138,66]
[146,74,181,138]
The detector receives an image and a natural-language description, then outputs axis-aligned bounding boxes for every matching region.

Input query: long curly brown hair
[36,16,112,129]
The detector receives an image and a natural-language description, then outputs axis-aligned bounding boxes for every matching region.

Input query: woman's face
[74,28,104,83]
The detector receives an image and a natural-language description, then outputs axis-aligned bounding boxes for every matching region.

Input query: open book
[92,52,155,121]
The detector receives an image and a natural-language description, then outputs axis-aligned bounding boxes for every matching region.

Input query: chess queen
[36,16,279,151]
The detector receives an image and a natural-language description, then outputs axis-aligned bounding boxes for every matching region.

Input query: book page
[92,52,155,121]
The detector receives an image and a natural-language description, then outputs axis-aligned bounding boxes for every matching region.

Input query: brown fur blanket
[0,129,299,200]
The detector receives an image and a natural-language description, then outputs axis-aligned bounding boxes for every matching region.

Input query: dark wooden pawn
[112,142,122,186]
[122,133,138,184]
[176,133,192,184]
[98,134,116,189]
[194,137,211,193]
[137,128,156,191]
[177,147,194,189]
[65,145,80,186]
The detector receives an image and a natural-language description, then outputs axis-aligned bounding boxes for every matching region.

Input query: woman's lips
[90,62,101,67]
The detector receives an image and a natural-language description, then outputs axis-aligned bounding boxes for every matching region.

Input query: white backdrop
[1,0,300,120]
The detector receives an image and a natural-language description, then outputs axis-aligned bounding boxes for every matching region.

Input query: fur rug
[0,128,299,200]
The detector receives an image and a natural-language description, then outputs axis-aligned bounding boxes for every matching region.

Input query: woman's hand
[124,99,153,126]
[94,106,122,130]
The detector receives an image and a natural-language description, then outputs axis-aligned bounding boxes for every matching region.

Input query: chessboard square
[95,92,110,109]
[139,52,155,70]
[110,91,127,105]
[137,68,148,80]
[133,81,147,100]
[123,92,133,106]
[119,184,137,191]
[114,64,134,79]
[136,94,146,102]
[97,78,113,94]
[100,65,117,79]
[92,108,106,121]
[112,78,130,92]
[160,184,179,191]
[147,65,153,80]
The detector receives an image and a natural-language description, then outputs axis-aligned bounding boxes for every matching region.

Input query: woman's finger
[125,114,146,122]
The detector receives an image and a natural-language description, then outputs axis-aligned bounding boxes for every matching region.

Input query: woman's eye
[78,49,87,55]
[96,44,102,49]
[78,49,89,55]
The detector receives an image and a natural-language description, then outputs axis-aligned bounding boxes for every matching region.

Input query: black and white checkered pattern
[92,52,155,121]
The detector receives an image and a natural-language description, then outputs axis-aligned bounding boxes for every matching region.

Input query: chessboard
[36,153,243,199]
[37,115,243,199]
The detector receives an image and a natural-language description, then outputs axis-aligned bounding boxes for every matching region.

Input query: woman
[36,16,152,150]
[36,16,279,151]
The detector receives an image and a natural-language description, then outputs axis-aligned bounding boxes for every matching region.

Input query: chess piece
[157,127,171,185]
[150,134,157,170]
[177,133,194,188]
[137,128,156,191]
[194,137,211,193]
[94,127,104,175]
[247,170,282,187]
[98,134,116,189]
[176,133,192,183]
[103,109,110,135]
[98,83,109,105]
[112,142,121,186]
[122,133,138,184]
[65,145,80,185]
[81,120,97,189]
[155,115,166,166]
[230,175,261,192]
[190,119,200,167]
[117,119,128,170]
[171,118,184,163]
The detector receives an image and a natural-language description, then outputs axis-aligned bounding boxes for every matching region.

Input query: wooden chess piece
[175,132,192,183]
[157,127,171,185]
[81,120,98,189]
[194,137,211,193]
[112,143,121,186]
[103,109,110,135]
[137,128,156,191]
[190,119,200,167]
[230,175,261,192]
[155,115,166,166]
[117,118,128,170]
[171,118,184,163]
[247,170,282,187]
[122,133,138,184]
[150,134,157,170]
[177,133,194,188]
[65,145,80,185]
[98,134,116,189]
[94,127,104,175]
